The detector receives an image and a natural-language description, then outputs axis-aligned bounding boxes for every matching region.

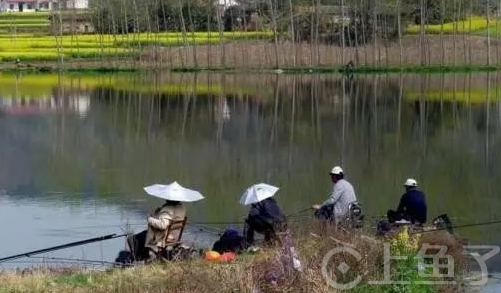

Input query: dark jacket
[397,188,427,224]
[248,197,286,227]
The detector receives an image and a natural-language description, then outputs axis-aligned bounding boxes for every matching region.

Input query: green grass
[0,12,50,33]
[0,23,49,29]
[0,19,49,25]
[53,273,94,287]
[0,11,51,19]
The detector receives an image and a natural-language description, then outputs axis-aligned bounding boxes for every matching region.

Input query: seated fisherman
[312,166,358,222]
[387,179,427,224]
[244,197,286,246]
[145,200,186,253]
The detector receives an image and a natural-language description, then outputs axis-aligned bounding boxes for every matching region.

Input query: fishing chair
[155,217,188,261]
[314,202,364,228]
[347,202,364,229]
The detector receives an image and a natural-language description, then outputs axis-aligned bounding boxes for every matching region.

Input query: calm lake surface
[1,72,501,275]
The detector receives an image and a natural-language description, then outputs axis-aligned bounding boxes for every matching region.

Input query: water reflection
[0,72,501,268]
[0,94,90,117]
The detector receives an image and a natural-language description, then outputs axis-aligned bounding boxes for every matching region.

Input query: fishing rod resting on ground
[411,219,501,235]
[0,233,127,263]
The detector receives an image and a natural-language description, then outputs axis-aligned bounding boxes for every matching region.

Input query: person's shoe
[247,246,261,253]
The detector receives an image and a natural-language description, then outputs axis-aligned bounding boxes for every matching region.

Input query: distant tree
[407,0,469,24]
[90,0,218,33]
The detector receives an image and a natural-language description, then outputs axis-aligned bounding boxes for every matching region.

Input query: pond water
[0,72,501,279]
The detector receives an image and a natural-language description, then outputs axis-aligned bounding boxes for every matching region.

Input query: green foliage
[404,0,486,25]
[53,273,93,287]
[90,0,219,33]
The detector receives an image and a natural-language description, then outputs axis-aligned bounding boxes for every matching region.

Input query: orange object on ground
[217,252,236,262]
[204,251,221,261]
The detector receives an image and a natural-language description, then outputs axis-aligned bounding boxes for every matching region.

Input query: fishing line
[411,219,501,235]
[28,256,133,267]
[25,207,316,233]
[286,208,313,218]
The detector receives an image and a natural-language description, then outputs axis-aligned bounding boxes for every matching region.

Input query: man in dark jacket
[244,197,286,245]
[387,178,427,224]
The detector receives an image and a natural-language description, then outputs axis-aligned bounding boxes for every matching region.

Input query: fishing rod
[286,208,313,218]
[412,219,501,235]
[28,256,134,267]
[0,233,127,263]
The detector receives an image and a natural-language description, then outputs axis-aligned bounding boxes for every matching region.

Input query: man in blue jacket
[244,197,286,246]
[387,179,427,224]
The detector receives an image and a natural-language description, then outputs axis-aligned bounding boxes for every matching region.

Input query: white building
[63,0,88,9]
[0,0,88,12]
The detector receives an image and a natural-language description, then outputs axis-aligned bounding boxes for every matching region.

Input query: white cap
[330,166,344,175]
[404,178,418,187]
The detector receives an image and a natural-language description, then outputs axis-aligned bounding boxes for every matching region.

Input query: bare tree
[372,0,377,67]
[289,0,297,67]
[397,0,403,67]
[267,0,280,68]
[419,0,426,66]
[216,0,225,67]
[487,0,492,66]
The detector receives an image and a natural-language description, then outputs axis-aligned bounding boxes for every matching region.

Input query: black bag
[212,229,246,254]
[314,204,335,221]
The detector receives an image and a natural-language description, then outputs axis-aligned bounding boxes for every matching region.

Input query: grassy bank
[171,64,500,74]
[0,224,467,293]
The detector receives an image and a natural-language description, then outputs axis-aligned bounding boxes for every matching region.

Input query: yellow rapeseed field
[407,16,500,34]
[0,31,273,62]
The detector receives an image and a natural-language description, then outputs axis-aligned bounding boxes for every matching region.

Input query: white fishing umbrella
[144,182,204,202]
[239,183,279,205]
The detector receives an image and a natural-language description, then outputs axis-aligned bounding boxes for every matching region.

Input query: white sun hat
[239,183,279,206]
[330,166,344,175]
[144,182,204,202]
[404,178,418,187]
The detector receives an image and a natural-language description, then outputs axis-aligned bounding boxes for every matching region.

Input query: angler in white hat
[387,178,427,224]
[312,165,358,222]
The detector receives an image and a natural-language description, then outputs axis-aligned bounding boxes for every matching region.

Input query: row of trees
[89,0,218,33]
[89,0,497,34]
[63,0,501,68]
